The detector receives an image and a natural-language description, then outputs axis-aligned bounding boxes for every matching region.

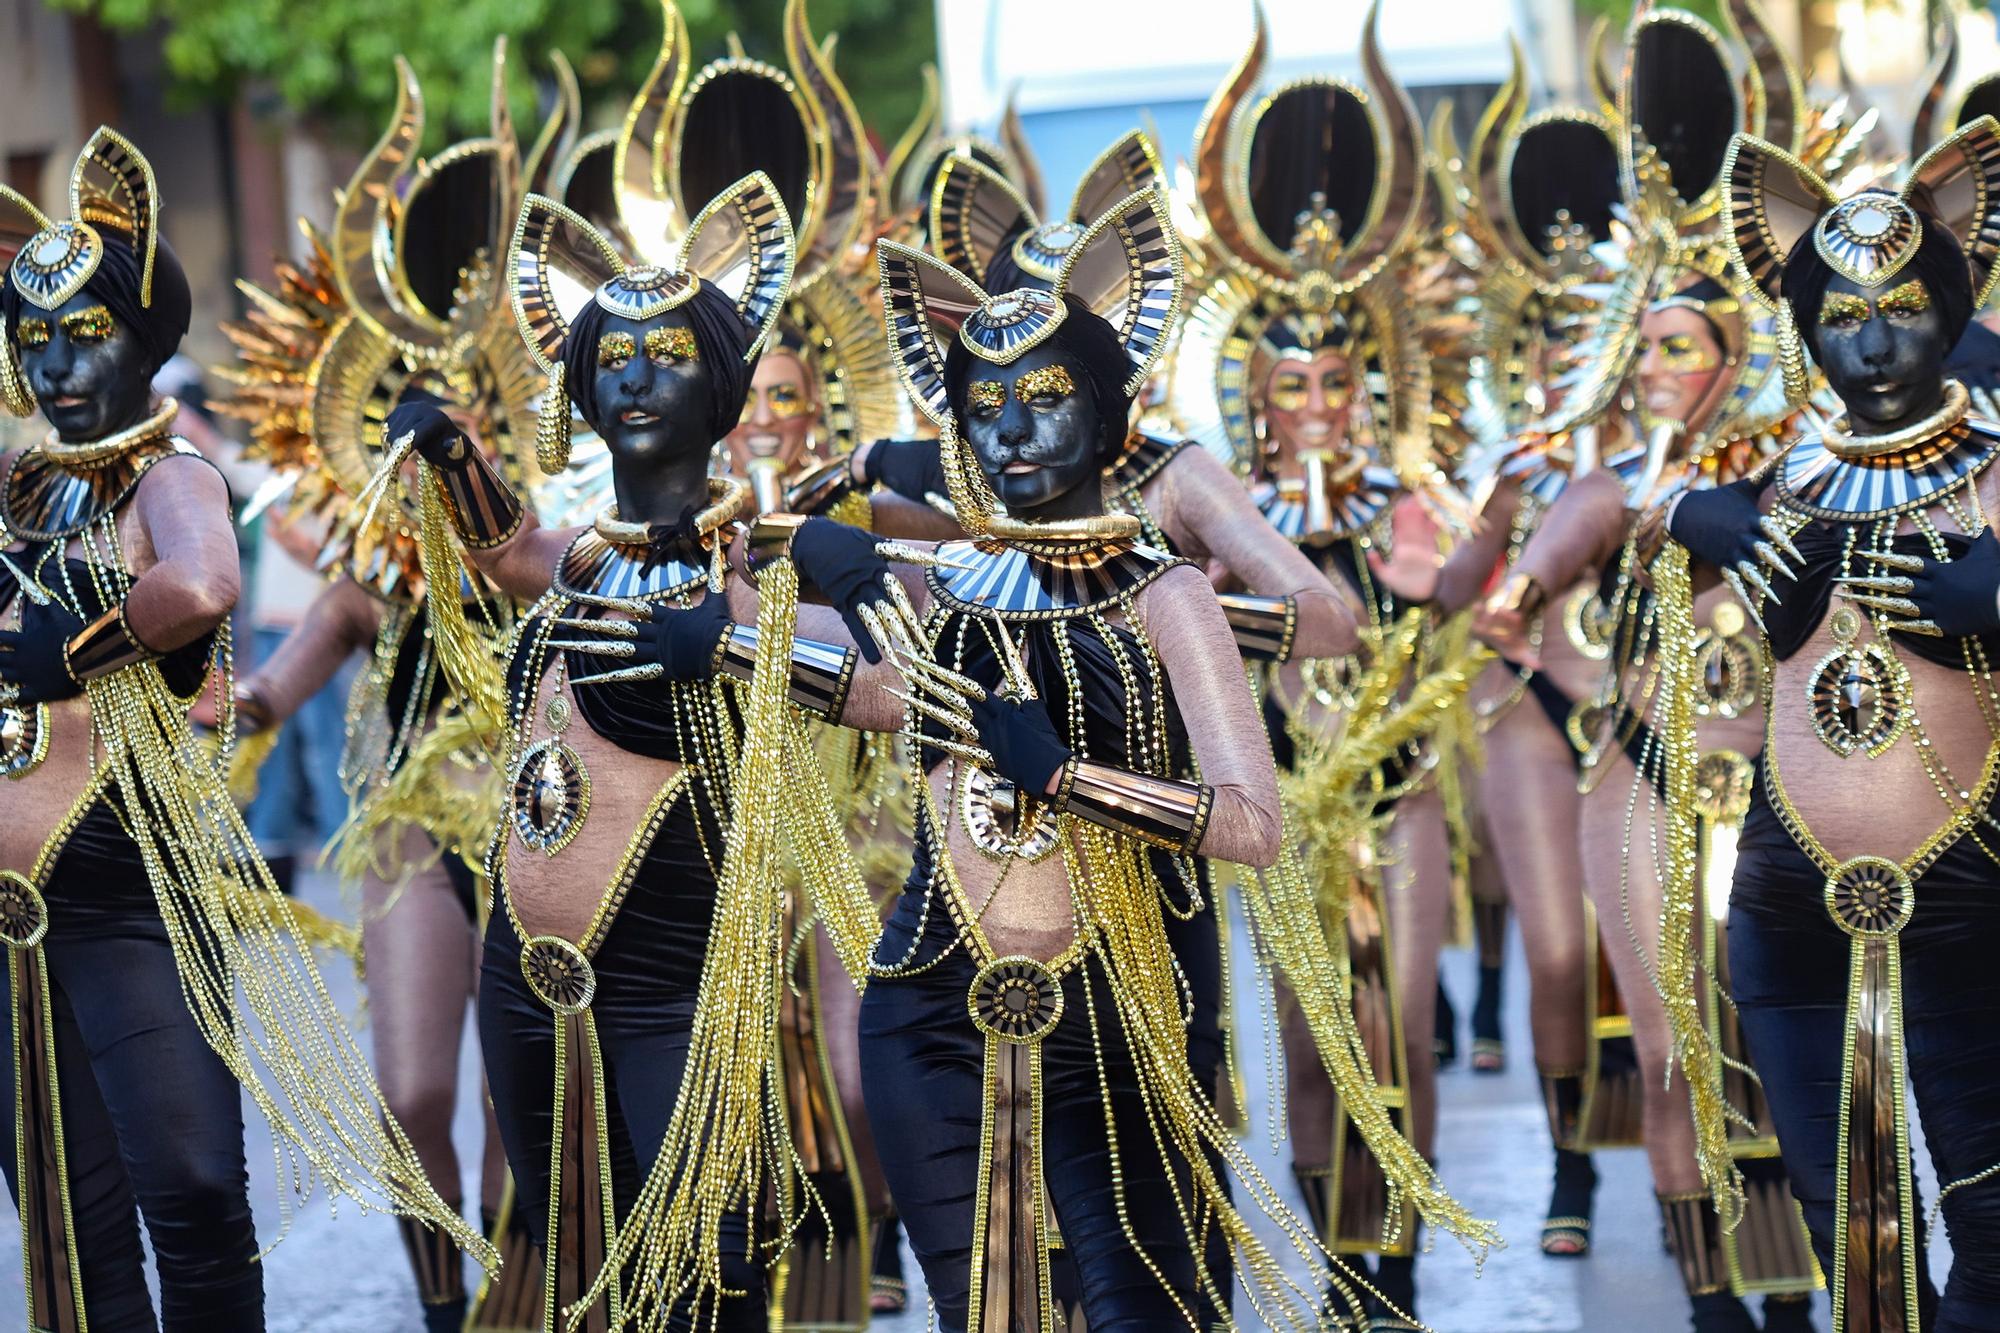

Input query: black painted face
[588,308,714,467]
[1809,272,1950,430]
[14,290,154,442]
[959,343,1102,515]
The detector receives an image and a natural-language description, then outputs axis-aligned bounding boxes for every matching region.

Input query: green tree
[54,0,937,151]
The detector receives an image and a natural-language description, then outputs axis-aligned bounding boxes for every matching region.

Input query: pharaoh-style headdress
[0,128,161,416]
[552,0,895,463]
[509,171,796,455]
[1910,19,2000,166]
[929,131,1163,288]
[220,44,559,599]
[882,72,1044,229]
[877,186,1182,530]
[1166,1,1427,527]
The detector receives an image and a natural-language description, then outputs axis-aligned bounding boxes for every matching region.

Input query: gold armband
[1216,592,1299,662]
[1494,571,1548,618]
[434,447,524,549]
[63,604,160,682]
[1053,758,1212,854]
[716,624,856,718]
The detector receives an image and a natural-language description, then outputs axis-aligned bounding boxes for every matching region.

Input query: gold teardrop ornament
[0,702,48,779]
[510,738,590,855]
[1808,642,1909,758]
[959,763,1061,863]
[1694,630,1759,718]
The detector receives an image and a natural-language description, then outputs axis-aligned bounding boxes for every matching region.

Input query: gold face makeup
[1818,280,1932,328]
[756,382,812,419]
[968,380,1006,414]
[644,326,698,362]
[598,331,637,366]
[1267,370,1309,413]
[1015,364,1075,405]
[16,317,50,350]
[61,305,114,343]
[1646,331,1720,374]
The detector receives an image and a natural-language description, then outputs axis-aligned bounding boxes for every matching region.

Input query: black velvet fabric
[0,552,212,696]
[1731,774,2000,1329]
[2,809,261,1330]
[1755,522,2000,668]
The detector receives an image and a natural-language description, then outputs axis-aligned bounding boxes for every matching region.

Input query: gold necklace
[984,511,1140,543]
[38,396,179,469]
[592,476,747,546]
[1821,380,1969,460]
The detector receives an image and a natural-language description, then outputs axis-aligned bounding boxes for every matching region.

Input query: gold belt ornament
[965,955,1065,1333]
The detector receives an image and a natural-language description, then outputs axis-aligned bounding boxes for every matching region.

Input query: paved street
[0,877,1946,1330]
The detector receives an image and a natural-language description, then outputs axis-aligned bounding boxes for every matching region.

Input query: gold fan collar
[38,396,179,469]
[1822,380,1968,460]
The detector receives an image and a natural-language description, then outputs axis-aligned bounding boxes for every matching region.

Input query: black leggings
[861,951,1201,1333]
[1732,791,2000,1331]
[0,919,260,1331]
[478,908,764,1332]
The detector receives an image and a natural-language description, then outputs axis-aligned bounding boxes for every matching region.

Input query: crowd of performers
[6,0,2000,1328]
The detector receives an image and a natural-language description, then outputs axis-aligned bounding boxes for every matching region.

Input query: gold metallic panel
[1217,592,1299,662]
[62,604,156,682]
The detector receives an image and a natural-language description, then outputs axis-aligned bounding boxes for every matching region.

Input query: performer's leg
[1901,918,2000,1332]
[49,930,262,1331]
[364,844,480,1330]
[860,972,983,1333]
[0,946,156,1330]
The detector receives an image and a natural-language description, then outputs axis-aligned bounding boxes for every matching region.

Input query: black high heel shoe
[1760,1293,1819,1332]
[1366,1250,1421,1330]
[1541,1147,1597,1257]
[1470,961,1506,1073]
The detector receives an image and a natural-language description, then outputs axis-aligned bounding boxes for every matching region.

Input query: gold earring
[536,365,572,474]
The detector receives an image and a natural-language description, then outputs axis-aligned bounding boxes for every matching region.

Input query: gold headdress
[877,187,1182,528]
[930,130,1163,287]
[1910,19,2000,165]
[883,71,1041,226]
[219,43,554,597]
[0,128,160,416]
[1168,1,1429,494]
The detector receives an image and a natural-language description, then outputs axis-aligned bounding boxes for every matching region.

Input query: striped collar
[927,537,1183,620]
[555,529,715,604]
[2,434,192,542]
[1774,414,2000,522]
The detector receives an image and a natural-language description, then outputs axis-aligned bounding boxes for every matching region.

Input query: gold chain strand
[414,462,512,750]
[1651,542,1750,1223]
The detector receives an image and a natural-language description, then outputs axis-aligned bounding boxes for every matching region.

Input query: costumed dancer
[1466,10,1851,1325]
[0,128,489,1331]
[1657,113,2000,1331]
[1162,8,1463,1323]
[782,177,1495,1330]
[220,47,567,1332]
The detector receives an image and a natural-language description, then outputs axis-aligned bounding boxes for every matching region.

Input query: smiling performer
[1657,117,2000,1331]
[221,48,567,1333]
[0,129,488,1331]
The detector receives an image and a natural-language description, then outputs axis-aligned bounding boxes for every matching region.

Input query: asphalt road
[0,876,1945,1331]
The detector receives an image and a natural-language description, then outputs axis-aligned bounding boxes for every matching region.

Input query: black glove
[1665,476,1795,624]
[791,516,894,663]
[1898,530,2000,638]
[635,594,734,682]
[968,692,1072,798]
[385,400,468,469]
[0,598,87,704]
[863,438,948,505]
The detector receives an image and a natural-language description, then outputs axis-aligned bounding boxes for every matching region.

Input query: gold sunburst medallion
[968,956,1064,1044]
[1693,749,1756,823]
[1823,856,1913,939]
[520,935,596,1014]
[0,872,49,949]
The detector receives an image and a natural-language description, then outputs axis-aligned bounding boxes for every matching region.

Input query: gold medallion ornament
[1808,605,1910,757]
[1693,627,1759,718]
[959,764,1061,863]
[1564,590,1616,661]
[0,872,48,949]
[0,701,48,779]
[1692,749,1756,823]
[510,678,590,855]
[1823,856,1915,939]
[520,935,597,1014]
[968,956,1064,1044]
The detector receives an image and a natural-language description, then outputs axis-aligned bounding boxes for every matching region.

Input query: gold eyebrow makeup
[1015,365,1075,403]
[968,380,1006,412]
[598,331,637,365]
[644,326,698,361]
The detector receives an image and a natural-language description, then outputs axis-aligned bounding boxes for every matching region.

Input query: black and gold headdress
[878,187,1182,528]
[0,128,161,416]
[930,130,1163,288]
[1169,1,1429,489]
[220,43,555,597]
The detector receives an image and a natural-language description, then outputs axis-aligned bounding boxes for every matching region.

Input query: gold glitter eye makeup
[61,306,114,343]
[16,319,49,350]
[1015,364,1075,404]
[1878,281,1932,318]
[598,332,637,366]
[1819,292,1871,327]
[968,380,1006,413]
[1656,333,1718,373]
[645,326,698,362]
[765,384,811,419]
[1268,372,1309,413]
[1319,371,1354,409]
